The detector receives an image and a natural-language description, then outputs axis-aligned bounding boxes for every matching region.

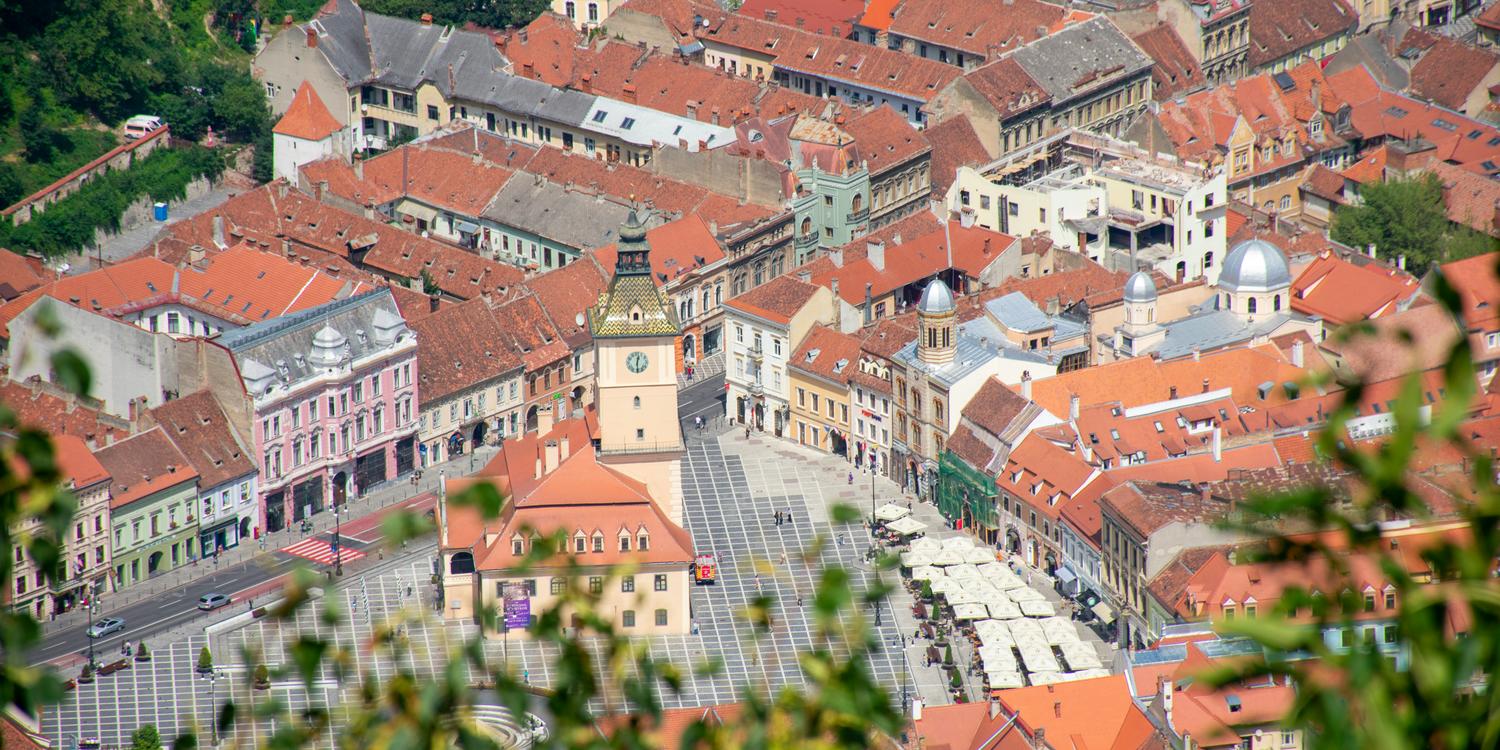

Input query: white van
[123,115,164,140]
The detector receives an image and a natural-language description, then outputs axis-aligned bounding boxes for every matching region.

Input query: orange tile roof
[924,115,992,197]
[1333,64,1500,178]
[1104,442,1284,485]
[524,254,610,347]
[273,82,343,141]
[887,0,1076,59]
[1289,252,1419,324]
[594,704,746,747]
[996,433,1101,522]
[1403,27,1500,113]
[1340,144,1388,184]
[592,215,725,287]
[0,249,45,301]
[997,675,1158,750]
[495,13,586,87]
[148,390,255,488]
[1247,0,1355,69]
[93,427,199,509]
[1440,252,1500,330]
[1427,160,1500,236]
[814,219,1014,304]
[790,324,866,384]
[0,380,128,447]
[737,0,863,36]
[1315,302,1462,383]
[1132,24,1206,102]
[856,0,900,32]
[52,434,110,489]
[910,702,1038,750]
[724,274,824,324]
[408,297,524,405]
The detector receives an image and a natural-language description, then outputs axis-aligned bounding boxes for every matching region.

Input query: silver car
[85,618,124,638]
[197,593,231,611]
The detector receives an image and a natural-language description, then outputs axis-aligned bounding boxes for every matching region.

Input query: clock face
[626,351,649,374]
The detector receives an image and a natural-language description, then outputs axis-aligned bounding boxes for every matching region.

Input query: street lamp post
[84,600,98,669]
[333,501,343,577]
[205,671,220,745]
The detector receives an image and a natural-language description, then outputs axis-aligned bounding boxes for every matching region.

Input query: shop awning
[888,517,929,536]
[1054,566,1077,586]
[1092,601,1116,625]
[875,503,911,522]
[396,200,438,224]
[454,218,480,234]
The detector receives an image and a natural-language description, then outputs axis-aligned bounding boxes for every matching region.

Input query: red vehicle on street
[694,553,717,585]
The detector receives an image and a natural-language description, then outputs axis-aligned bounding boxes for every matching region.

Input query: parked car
[123,115,163,140]
[197,593,231,611]
[85,618,125,638]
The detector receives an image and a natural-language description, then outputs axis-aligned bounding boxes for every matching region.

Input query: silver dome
[1218,239,1291,293]
[1123,271,1157,303]
[917,277,956,314]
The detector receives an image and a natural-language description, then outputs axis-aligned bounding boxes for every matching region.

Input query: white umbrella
[929,577,962,594]
[973,619,1010,640]
[909,565,945,582]
[945,589,981,606]
[1019,646,1061,673]
[946,563,983,580]
[987,600,1024,620]
[1058,642,1104,671]
[911,537,941,553]
[964,547,998,565]
[900,550,933,567]
[875,503,911,522]
[888,516,929,536]
[1008,587,1046,603]
[977,643,1015,664]
[930,547,967,566]
[1020,599,1056,618]
[1073,668,1112,679]
[976,562,1009,578]
[941,536,976,551]
[1026,671,1064,686]
[987,671,1026,690]
[1040,617,1082,645]
[953,602,990,621]
[978,628,1016,648]
[986,568,1028,591]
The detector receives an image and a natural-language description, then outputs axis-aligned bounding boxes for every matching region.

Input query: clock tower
[588,209,685,521]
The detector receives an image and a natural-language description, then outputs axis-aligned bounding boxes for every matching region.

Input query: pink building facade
[220,290,420,532]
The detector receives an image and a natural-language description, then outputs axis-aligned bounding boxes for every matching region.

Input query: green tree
[0,164,26,208]
[129,723,161,750]
[1331,174,1452,272]
[18,104,63,163]
[197,645,213,673]
[38,0,174,122]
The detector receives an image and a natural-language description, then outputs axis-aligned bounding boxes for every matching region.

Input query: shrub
[78,662,94,683]
[197,646,213,673]
[134,642,149,661]
[949,669,962,689]
[943,643,953,666]
[253,663,270,690]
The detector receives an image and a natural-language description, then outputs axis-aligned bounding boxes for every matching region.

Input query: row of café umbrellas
[972,618,1107,686]
[876,503,929,536]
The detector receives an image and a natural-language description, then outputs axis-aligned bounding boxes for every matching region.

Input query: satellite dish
[575,312,585,327]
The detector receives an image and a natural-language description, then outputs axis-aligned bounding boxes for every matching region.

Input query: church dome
[917,277,955,315]
[1123,271,1157,303]
[1218,239,1291,293]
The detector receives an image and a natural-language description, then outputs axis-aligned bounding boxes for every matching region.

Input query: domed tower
[1122,271,1158,332]
[1217,239,1292,319]
[917,277,957,365]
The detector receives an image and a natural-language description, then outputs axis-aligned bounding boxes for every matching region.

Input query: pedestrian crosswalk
[281,537,365,565]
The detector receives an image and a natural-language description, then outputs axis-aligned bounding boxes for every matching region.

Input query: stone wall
[3,126,171,225]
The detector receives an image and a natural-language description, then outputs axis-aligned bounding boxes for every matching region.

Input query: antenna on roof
[944,210,953,270]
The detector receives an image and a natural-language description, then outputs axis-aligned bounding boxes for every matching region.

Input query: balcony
[750,344,764,363]
[795,233,818,250]
[847,207,869,223]
[749,382,765,397]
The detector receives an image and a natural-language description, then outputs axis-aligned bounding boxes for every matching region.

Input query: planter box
[98,659,131,676]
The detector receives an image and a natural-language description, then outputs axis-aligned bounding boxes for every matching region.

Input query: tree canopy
[1331,173,1499,272]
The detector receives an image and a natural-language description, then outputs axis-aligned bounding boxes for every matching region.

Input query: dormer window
[574,531,586,553]
[619,531,631,552]
[638,531,649,550]
[512,534,525,556]
[592,532,604,553]
[1222,600,1236,620]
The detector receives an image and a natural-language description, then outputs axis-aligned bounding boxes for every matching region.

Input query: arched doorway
[829,428,847,456]
[471,420,487,447]
[571,386,586,416]
[525,405,540,432]
[1044,550,1058,575]
[240,518,252,541]
[148,551,164,575]
[736,396,747,424]
[448,431,465,458]
[683,334,696,363]
[332,471,348,507]
[752,402,765,430]
[1006,528,1021,554]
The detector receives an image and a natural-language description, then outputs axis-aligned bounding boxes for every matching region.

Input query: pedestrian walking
[786,510,793,526]
[780,551,788,566]
[523,669,530,685]
[797,594,804,608]
[848,471,854,485]
[745,425,751,439]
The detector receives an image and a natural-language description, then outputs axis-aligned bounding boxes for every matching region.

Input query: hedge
[0,145,225,257]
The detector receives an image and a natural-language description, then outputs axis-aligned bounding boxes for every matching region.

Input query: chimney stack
[1022,371,1033,400]
[212,214,227,250]
[1069,393,1080,421]
[544,440,561,473]
[306,26,318,48]
[622,83,638,104]
[560,435,571,460]
[864,282,874,325]
[1291,339,1304,368]
[420,12,433,25]
[428,294,440,313]
[1202,377,1210,393]
[1212,426,1222,462]
[536,403,555,435]
[959,207,976,228]
[1169,385,1178,399]
[867,239,886,271]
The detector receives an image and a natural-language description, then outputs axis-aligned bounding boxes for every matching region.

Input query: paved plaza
[43,430,920,747]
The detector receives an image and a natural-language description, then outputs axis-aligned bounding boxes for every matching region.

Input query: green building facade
[937,449,999,545]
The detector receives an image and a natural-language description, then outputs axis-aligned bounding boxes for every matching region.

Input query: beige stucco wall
[253,27,354,125]
[1090,283,1215,363]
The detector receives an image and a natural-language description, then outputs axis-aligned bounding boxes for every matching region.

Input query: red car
[694,553,717,585]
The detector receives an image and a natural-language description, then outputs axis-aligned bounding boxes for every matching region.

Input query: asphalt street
[677,370,726,430]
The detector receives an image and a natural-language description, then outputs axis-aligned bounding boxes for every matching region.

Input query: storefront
[199,517,241,556]
[266,489,287,532]
[291,476,325,522]
[355,448,389,495]
[395,437,416,476]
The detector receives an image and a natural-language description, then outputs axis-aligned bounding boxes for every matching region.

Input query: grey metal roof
[483,179,665,252]
[894,320,1052,387]
[1010,17,1153,103]
[308,0,511,96]
[1123,271,1157,303]
[219,289,410,394]
[1146,308,1302,360]
[1217,238,1291,293]
[457,68,597,126]
[985,292,1052,334]
[917,278,955,314]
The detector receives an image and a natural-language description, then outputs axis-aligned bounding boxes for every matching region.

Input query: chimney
[353,152,364,180]
[306,26,318,48]
[535,454,543,479]
[711,107,721,125]
[867,239,886,271]
[990,699,1002,720]
[1161,676,1175,725]
[1169,385,1178,399]
[1291,339,1304,368]
[1192,346,1201,362]
[622,83,637,104]
[1022,371,1033,400]
[1367,243,1377,260]
[212,214,227,250]
[536,403,555,435]
[959,208,976,228]
[1053,701,1062,718]
[580,72,592,93]
[1069,393,1080,421]
[429,294,440,313]
[864,282,874,324]
[560,435,571,460]
[420,12,433,25]
[1202,377,1210,393]
[1212,426,1222,462]
[983,237,992,255]
[544,440,561,473]
[764,8,778,20]
[188,244,206,264]
[1398,254,1408,271]
[798,270,812,282]
[831,279,842,327]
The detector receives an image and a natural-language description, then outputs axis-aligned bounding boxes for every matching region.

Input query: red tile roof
[1427,160,1500,236]
[887,0,1080,60]
[1341,145,1388,184]
[842,104,930,176]
[1131,24,1207,102]
[1402,27,1500,113]
[997,433,1101,522]
[1314,300,1462,383]
[408,297,524,406]
[93,427,199,509]
[724,274,824,324]
[924,115,992,197]
[0,380,128,447]
[910,702,1038,750]
[856,0,900,32]
[1289,251,1419,324]
[495,13,586,87]
[1299,163,1346,203]
[1479,1,1500,31]
[0,250,45,301]
[1247,0,1356,69]
[272,81,342,141]
[737,0,863,36]
[954,57,1050,118]
[594,704,747,748]
[1332,64,1500,178]
[701,12,961,101]
[1100,480,1234,538]
[148,390,255,488]
[997,676,1159,750]
[790,324,866,384]
[592,215,725,286]
[1439,251,1500,330]
[523,254,610,347]
[961,376,1033,438]
[52,434,111,489]
[814,219,1014,304]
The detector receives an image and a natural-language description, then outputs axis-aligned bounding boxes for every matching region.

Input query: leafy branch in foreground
[1207,258,1500,750]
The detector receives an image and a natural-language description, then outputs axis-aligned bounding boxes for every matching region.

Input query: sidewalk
[43,445,498,636]
[676,351,724,389]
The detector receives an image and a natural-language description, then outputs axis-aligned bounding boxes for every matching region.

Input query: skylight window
[621,117,636,129]
[592,110,608,123]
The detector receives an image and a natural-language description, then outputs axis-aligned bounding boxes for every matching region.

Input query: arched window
[587,1,598,21]
[702,289,712,310]
[1273,294,1282,311]
[852,193,864,213]
[715,284,723,305]
[1204,251,1214,269]
[1247,297,1258,314]
[550,576,567,594]
[564,0,575,17]
[633,396,641,409]
[449,551,475,574]
[687,298,694,318]
[801,217,812,236]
